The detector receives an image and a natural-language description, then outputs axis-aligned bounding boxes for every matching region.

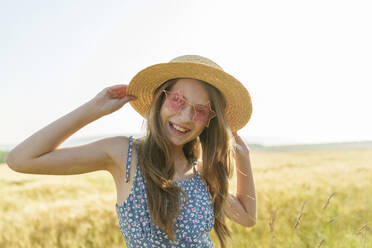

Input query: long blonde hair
[137,78,235,248]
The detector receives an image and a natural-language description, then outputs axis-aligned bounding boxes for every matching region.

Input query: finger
[110,84,128,89]
[110,85,127,94]
[232,132,238,138]
[109,84,127,92]
[118,95,136,103]
[109,88,130,99]
[126,95,137,101]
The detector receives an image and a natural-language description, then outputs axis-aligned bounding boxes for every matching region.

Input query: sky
[1,0,372,149]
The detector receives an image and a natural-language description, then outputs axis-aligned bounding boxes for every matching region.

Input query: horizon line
[1,133,372,151]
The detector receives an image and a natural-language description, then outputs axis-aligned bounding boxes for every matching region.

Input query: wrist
[82,99,105,121]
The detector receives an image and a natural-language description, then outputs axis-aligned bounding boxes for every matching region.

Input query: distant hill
[0,151,8,164]
[247,140,372,151]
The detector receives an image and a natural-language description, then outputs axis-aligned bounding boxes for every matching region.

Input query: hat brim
[127,62,252,132]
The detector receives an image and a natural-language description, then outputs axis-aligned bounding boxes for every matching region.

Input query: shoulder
[104,135,132,152]
[104,135,135,172]
[196,159,203,174]
[196,160,208,185]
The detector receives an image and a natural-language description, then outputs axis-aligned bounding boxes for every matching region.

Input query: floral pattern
[115,136,215,247]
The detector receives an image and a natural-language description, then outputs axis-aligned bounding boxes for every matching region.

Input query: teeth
[172,123,189,132]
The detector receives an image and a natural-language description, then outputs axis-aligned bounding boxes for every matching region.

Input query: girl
[6,55,256,248]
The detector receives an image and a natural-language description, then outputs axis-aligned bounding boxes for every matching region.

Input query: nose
[178,104,194,122]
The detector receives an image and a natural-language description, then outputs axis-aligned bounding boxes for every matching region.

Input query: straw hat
[127,55,252,132]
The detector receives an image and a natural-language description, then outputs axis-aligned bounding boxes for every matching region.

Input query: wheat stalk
[294,200,306,229]
[269,209,278,248]
[326,217,336,224]
[269,209,277,233]
[355,222,371,235]
[317,238,325,248]
[322,192,336,210]
[355,221,371,248]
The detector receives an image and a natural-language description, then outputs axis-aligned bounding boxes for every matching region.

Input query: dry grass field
[1,149,371,247]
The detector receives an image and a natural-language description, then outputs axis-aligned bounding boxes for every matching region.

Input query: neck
[172,145,191,174]
[172,145,185,159]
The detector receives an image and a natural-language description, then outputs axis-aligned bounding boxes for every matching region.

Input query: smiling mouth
[169,121,191,134]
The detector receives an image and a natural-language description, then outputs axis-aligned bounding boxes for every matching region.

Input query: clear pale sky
[1,0,371,149]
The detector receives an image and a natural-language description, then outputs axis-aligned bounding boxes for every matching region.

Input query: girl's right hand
[91,84,136,116]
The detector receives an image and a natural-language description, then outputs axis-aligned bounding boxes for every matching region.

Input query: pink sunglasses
[163,90,216,127]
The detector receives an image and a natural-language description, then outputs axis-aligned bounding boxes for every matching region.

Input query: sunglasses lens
[193,105,211,123]
[164,91,184,112]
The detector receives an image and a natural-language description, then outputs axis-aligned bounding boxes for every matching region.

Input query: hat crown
[170,55,223,71]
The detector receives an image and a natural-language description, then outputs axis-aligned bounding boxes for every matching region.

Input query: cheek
[193,123,206,135]
[159,104,166,123]
[160,103,173,123]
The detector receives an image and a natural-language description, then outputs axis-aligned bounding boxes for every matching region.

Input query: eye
[195,106,208,115]
[168,94,177,102]
[174,93,185,104]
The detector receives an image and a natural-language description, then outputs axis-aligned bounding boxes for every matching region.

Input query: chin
[168,136,192,147]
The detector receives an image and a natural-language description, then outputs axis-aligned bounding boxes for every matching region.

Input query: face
[160,78,214,147]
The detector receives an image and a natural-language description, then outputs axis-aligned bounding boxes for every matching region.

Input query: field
[1,149,371,247]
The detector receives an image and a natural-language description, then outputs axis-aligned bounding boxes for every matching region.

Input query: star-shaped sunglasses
[163,90,216,127]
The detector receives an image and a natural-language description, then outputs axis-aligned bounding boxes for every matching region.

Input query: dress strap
[125,136,134,183]
[192,159,198,172]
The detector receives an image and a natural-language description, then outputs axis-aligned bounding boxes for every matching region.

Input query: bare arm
[5,84,136,175]
[224,133,257,227]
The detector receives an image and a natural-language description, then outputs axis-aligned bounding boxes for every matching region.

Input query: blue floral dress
[115,136,215,247]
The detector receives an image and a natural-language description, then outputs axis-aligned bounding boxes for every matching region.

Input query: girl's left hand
[232,131,239,139]
[232,131,250,154]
